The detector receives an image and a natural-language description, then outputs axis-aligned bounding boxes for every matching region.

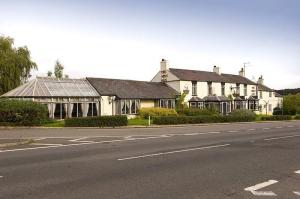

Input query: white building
[152,59,282,115]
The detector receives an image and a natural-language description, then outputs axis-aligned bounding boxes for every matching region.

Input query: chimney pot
[213,66,220,75]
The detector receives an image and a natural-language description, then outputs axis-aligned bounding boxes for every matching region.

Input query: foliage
[294,115,300,120]
[175,92,188,109]
[273,107,284,115]
[0,99,48,126]
[0,36,37,95]
[229,109,256,119]
[47,71,53,77]
[152,115,256,125]
[65,116,128,127]
[283,93,300,115]
[128,118,150,126]
[276,88,300,96]
[177,108,219,116]
[43,120,65,127]
[260,115,292,121]
[138,108,178,119]
[54,60,64,78]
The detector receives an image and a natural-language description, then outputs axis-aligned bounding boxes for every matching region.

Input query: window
[207,82,212,95]
[260,91,263,99]
[192,81,197,96]
[268,104,272,112]
[236,84,240,96]
[269,92,272,97]
[190,102,197,108]
[121,99,140,115]
[221,83,225,96]
[244,84,247,96]
[160,99,175,109]
[198,102,204,109]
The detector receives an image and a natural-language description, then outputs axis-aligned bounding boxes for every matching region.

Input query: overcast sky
[1,0,299,89]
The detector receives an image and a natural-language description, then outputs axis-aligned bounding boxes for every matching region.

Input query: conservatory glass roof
[1,77,100,97]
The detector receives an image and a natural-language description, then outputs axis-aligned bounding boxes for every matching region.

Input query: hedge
[0,99,48,126]
[177,108,218,116]
[152,115,256,125]
[261,115,292,121]
[294,115,300,120]
[65,116,128,127]
[138,108,177,119]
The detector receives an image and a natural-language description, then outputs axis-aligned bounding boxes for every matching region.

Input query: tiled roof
[1,77,100,97]
[258,84,274,92]
[87,77,178,99]
[169,68,256,85]
[203,95,230,102]
[188,97,204,102]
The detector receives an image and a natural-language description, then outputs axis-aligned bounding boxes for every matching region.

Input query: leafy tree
[283,93,300,115]
[175,92,188,110]
[47,71,53,77]
[0,36,37,95]
[54,60,64,78]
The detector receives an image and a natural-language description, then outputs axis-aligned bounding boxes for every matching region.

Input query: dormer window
[192,81,197,96]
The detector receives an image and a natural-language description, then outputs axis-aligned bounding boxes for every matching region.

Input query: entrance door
[222,102,227,115]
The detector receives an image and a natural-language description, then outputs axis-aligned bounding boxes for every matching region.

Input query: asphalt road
[0,121,300,199]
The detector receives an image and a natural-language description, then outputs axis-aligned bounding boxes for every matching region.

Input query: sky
[0,0,299,89]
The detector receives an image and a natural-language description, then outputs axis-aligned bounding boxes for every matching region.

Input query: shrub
[177,108,218,116]
[152,115,256,125]
[65,115,128,127]
[138,108,177,119]
[294,115,300,120]
[0,99,48,126]
[273,107,283,115]
[229,109,256,120]
[261,115,292,121]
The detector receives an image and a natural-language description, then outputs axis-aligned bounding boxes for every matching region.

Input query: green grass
[43,120,65,127]
[128,118,151,126]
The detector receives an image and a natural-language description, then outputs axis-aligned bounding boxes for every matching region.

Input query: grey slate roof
[188,97,204,102]
[203,95,230,102]
[87,77,178,99]
[169,68,256,85]
[1,77,99,97]
[257,83,274,92]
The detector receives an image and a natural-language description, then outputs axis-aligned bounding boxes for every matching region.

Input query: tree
[54,60,64,78]
[47,71,53,77]
[0,36,37,95]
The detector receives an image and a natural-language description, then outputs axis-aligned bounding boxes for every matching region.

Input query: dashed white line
[294,191,300,196]
[264,135,300,141]
[0,176,3,178]
[244,180,278,196]
[31,143,64,146]
[228,130,238,133]
[263,128,270,130]
[275,126,283,129]
[295,170,300,174]
[183,132,220,136]
[117,144,230,161]
[248,129,255,131]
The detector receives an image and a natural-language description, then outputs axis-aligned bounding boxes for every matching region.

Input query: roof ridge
[87,77,164,84]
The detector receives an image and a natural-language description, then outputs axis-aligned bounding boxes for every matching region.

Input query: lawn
[128,118,150,126]
[43,120,65,127]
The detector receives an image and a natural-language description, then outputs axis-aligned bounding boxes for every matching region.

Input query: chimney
[213,66,220,75]
[257,75,264,85]
[239,68,245,77]
[160,59,169,82]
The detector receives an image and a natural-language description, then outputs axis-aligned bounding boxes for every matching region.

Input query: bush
[273,107,283,115]
[0,99,48,126]
[294,115,300,120]
[152,115,256,125]
[138,108,177,119]
[229,109,256,120]
[177,108,218,116]
[261,115,292,121]
[65,115,128,127]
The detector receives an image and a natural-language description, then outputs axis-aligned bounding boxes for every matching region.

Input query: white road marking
[294,191,300,196]
[183,132,220,136]
[31,143,64,146]
[0,176,3,178]
[69,137,89,142]
[276,126,283,129]
[263,128,270,130]
[295,170,300,174]
[248,129,255,131]
[264,135,300,141]
[117,144,230,161]
[244,180,278,196]
[228,130,238,133]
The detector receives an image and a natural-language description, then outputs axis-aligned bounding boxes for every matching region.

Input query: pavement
[0,121,299,199]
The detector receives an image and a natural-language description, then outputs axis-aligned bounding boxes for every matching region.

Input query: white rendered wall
[101,96,113,116]
[140,100,155,108]
[258,91,282,115]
